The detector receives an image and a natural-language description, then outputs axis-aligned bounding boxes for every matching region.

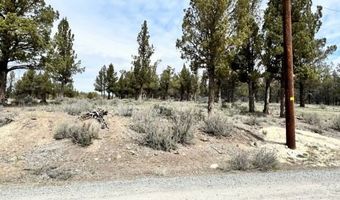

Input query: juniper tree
[94,65,107,97]
[6,71,15,97]
[160,66,174,100]
[231,0,262,113]
[0,0,58,103]
[262,0,283,114]
[132,20,156,101]
[177,0,234,114]
[106,64,118,99]
[46,18,84,98]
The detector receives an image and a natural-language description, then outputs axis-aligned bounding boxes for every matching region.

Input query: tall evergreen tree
[177,0,234,114]
[0,0,58,103]
[94,65,107,97]
[46,18,84,98]
[160,66,174,100]
[262,0,283,114]
[178,65,192,101]
[231,0,262,113]
[106,64,118,99]
[132,20,156,101]
[6,71,15,97]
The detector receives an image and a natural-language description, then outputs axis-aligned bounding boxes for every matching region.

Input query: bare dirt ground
[0,100,339,184]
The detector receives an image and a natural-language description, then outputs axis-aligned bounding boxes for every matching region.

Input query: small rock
[200,137,209,142]
[130,151,137,156]
[116,154,122,160]
[94,158,99,161]
[173,151,180,155]
[210,164,219,169]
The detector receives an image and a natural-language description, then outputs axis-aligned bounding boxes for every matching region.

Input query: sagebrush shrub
[54,122,99,147]
[131,109,158,133]
[132,108,195,151]
[171,109,195,144]
[229,151,252,171]
[229,149,278,171]
[301,112,322,126]
[332,115,340,131]
[252,149,278,171]
[115,105,134,117]
[143,120,177,152]
[201,113,233,137]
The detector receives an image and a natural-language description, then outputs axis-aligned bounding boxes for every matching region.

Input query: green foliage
[0,0,58,101]
[132,20,157,100]
[15,69,53,102]
[106,64,118,99]
[177,0,235,113]
[94,65,107,96]
[159,66,174,100]
[6,71,15,97]
[46,18,84,97]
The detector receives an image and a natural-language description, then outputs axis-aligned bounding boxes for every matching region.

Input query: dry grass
[62,99,93,116]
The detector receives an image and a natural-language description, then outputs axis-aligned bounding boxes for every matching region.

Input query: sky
[45,0,340,92]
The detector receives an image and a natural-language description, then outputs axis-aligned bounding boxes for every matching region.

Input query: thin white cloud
[46,0,339,92]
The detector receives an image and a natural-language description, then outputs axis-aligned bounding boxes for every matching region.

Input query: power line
[322,7,340,13]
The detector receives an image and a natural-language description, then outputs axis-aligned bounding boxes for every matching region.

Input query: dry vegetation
[0,99,340,184]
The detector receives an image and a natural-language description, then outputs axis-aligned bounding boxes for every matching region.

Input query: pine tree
[160,66,174,100]
[47,18,84,98]
[6,72,15,98]
[178,65,192,101]
[199,71,208,97]
[262,0,283,114]
[15,69,52,102]
[231,0,262,113]
[132,20,156,101]
[177,0,235,114]
[106,64,118,99]
[0,0,58,103]
[15,69,36,97]
[94,65,107,97]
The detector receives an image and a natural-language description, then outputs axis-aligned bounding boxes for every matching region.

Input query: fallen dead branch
[80,109,109,129]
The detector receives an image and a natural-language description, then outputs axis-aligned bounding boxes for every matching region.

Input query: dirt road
[1,168,339,200]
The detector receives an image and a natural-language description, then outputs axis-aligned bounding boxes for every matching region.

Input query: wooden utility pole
[282,0,296,149]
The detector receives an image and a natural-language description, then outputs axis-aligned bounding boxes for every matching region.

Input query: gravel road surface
[1,168,339,200]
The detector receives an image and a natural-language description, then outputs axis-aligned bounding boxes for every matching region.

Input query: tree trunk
[218,84,222,110]
[230,80,235,103]
[248,79,255,113]
[207,68,215,115]
[60,82,65,99]
[299,81,305,107]
[0,70,7,104]
[138,87,143,102]
[263,78,271,115]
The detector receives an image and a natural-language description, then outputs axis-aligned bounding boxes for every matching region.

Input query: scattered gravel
[0,168,339,200]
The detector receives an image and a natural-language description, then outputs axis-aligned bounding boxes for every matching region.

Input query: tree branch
[7,64,36,72]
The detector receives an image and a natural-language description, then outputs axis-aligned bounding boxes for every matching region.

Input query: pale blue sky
[45,0,340,92]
